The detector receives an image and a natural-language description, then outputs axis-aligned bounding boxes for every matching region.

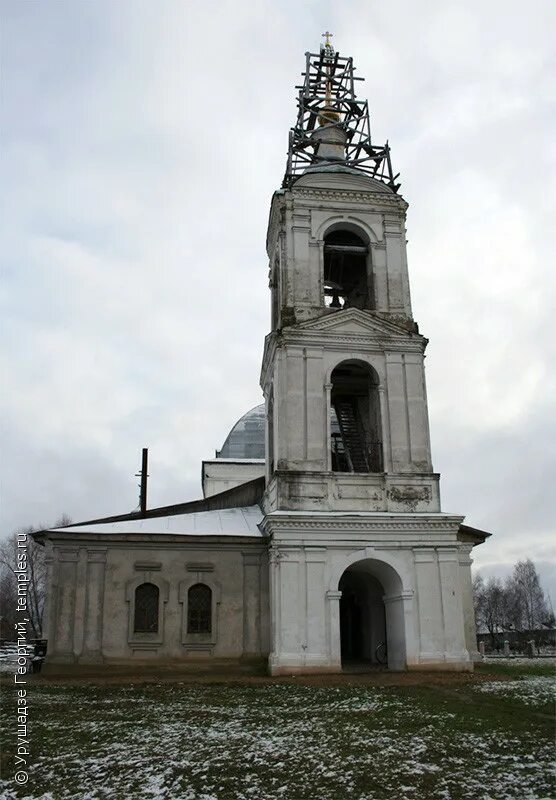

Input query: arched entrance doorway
[339,570,385,663]
[338,558,406,670]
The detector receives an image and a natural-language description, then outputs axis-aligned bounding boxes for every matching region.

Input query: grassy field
[0,660,554,800]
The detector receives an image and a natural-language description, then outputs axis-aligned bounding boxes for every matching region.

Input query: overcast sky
[1,1,554,595]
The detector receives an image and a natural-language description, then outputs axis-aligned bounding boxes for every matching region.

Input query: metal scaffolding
[283,45,400,192]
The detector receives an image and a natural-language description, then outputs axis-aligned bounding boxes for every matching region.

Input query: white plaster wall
[44,539,270,666]
[202,460,265,498]
[264,514,472,675]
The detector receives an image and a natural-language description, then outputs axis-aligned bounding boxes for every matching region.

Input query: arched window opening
[134,583,159,633]
[324,230,371,310]
[330,360,382,473]
[187,583,212,634]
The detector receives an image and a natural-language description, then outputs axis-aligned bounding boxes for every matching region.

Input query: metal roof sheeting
[47,506,264,537]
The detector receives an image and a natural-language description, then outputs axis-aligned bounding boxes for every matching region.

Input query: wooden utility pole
[136,448,148,514]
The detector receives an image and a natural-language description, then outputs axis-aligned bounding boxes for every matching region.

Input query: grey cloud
[1,1,554,597]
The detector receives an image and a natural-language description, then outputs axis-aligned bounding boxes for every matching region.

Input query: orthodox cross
[322,31,333,47]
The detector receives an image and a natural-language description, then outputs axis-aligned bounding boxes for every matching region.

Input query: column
[326,590,342,670]
[385,226,405,312]
[79,549,107,664]
[371,243,388,311]
[42,541,56,644]
[279,552,301,657]
[438,549,470,666]
[305,349,324,466]
[268,546,308,674]
[386,353,410,469]
[459,545,481,662]
[414,549,443,663]
[73,548,87,657]
[51,548,79,663]
[242,552,261,656]
[305,548,327,667]
[259,552,270,654]
[404,354,432,469]
[268,547,281,671]
[383,589,415,669]
[324,382,332,471]
[378,385,391,472]
[286,348,305,463]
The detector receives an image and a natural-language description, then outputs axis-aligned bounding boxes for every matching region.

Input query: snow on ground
[475,675,555,706]
[482,656,556,666]
[0,681,554,800]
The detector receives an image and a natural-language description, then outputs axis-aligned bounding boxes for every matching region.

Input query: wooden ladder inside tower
[333,400,370,473]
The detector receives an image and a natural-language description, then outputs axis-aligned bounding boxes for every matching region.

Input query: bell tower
[261,38,437,515]
[260,38,483,676]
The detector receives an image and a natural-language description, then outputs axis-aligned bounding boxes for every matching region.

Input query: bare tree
[0,568,18,638]
[472,573,485,632]
[480,576,507,648]
[505,559,550,635]
[0,515,71,639]
[473,559,553,650]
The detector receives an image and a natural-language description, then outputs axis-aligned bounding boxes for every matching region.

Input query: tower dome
[216,404,266,459]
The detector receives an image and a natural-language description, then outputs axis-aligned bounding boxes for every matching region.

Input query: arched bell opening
[323,229,373,310]
[339,558,406,670]
[330,360,383,473]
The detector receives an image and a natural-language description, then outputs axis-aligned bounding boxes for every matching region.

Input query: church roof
[42,506,264,538]
[216,404,265,459]
[32,476,266,543]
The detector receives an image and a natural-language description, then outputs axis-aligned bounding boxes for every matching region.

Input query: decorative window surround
[125,575,169,647]
[179,575,221,649]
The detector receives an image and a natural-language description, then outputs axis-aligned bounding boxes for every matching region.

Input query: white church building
[36,40,490,675]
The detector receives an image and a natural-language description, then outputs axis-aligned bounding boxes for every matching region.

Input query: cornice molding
[48,534,267,550]
[281,329,424,354]
[284,332,424,353]
[293,307,416,336]
[260,327,426,384]
[292,187,408,211]
[262,516,462,533]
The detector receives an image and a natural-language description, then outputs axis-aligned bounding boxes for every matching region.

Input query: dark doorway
[340,584,363,660]
[339,567,386,666]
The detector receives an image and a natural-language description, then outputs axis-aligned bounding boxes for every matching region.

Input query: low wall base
[407,660,473,673]
[41,656,268,678]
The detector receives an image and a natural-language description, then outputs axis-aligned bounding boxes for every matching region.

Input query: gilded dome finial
[319,31,341,125]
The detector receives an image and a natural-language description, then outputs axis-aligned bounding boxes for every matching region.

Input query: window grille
[187,583,212,634]
[134,582,159,633]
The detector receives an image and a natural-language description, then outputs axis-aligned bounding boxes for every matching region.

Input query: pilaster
[79,549,107,664]
[242,552,261,656]
[459,545,481,662]
[438,549,470,664]
[49,548,79,664]
[413,549,444,662]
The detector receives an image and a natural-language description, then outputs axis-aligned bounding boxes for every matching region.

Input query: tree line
[473,559,554,647]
